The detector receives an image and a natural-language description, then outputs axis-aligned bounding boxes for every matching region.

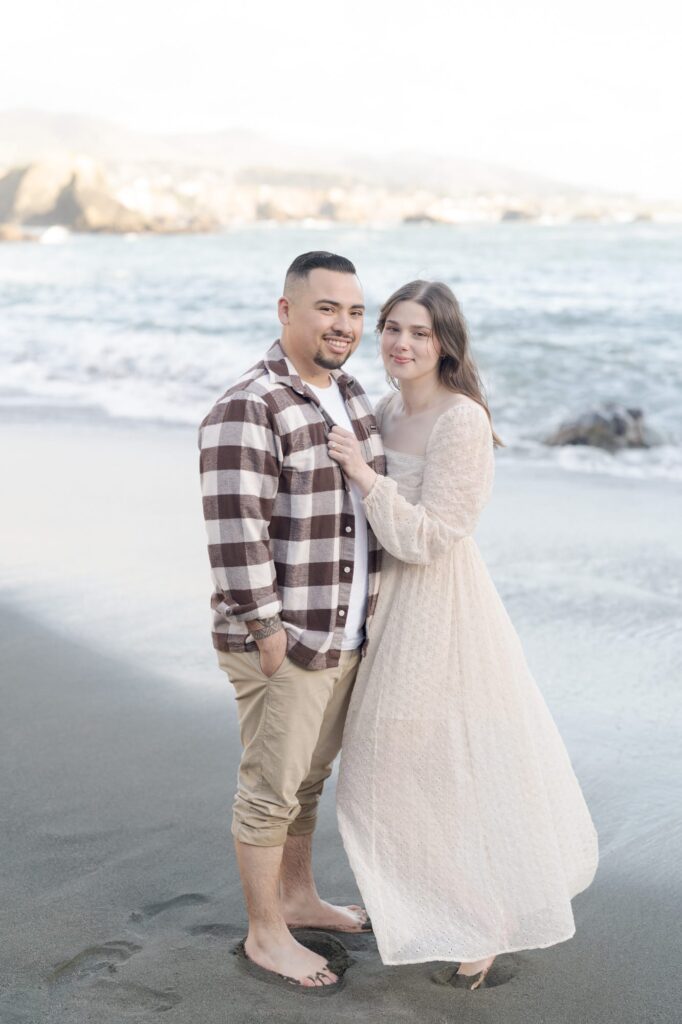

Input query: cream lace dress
[336,393,598,965]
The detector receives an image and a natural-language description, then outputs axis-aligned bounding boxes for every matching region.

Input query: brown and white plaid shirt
[198,340,386,670]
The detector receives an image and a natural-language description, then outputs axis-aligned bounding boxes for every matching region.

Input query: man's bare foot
[282,895,369,932]
[245,926,338,987]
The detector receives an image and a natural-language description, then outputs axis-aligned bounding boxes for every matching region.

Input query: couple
[198,250,598,994]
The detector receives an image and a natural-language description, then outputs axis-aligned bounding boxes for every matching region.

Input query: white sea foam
[39,225,70,244]
[503,439,682,482]
[1,224,681,480]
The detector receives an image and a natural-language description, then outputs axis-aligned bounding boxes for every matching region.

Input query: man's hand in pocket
[256,627,288,678]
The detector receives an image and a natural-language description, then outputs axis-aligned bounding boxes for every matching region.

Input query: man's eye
[351,310,363,317]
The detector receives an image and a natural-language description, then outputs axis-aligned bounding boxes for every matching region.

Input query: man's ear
[277,296,290,326]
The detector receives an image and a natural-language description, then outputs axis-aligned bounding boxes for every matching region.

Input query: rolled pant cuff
[286,816,317,838]
[231,820,290,847]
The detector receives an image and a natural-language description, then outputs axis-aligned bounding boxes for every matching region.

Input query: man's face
[278,268,365,380]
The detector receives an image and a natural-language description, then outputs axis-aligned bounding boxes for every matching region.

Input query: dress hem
[377,923,577,967]
[366,869,598,967]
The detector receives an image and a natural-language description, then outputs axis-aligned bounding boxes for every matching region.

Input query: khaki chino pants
[217,647,361,847]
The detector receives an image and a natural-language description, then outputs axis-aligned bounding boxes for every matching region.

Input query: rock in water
[0,160,74,222]
[0,157,148,232]
[544,404,660,452]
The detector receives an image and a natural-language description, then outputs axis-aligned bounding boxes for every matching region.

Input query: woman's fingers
[329,426,349,453]
[328,438,345,458]
[329,426,353,440]
[328,436,349,464]
[328,426,363,471]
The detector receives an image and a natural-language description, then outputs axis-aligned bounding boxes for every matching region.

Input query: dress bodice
[383,446,425,501]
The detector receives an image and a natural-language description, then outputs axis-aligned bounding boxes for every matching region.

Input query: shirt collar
[264,339,357,397]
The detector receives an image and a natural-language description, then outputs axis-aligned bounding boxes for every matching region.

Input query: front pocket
[253,649,291,679]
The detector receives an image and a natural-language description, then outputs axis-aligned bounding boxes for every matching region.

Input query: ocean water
[1,222,681,479]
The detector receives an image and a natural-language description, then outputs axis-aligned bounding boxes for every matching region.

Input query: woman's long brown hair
[378,280,504,448]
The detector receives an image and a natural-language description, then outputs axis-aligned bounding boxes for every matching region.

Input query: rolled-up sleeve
[199,392,283,621]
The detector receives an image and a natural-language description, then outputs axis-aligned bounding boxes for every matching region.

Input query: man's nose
[332,310,353,335]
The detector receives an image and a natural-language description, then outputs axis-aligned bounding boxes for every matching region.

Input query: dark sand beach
[2,418,682,1023]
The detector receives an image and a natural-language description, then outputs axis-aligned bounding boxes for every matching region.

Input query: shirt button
[343,566,351,573]
[339,610,346,617]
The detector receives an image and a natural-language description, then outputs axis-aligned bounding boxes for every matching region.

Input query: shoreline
[2,396,679,486]
[2,413,681,700]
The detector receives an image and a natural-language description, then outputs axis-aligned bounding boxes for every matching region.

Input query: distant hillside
[0,108,587,199]
[2,109,666,233]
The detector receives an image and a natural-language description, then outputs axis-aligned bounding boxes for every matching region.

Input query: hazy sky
[2,0,681,198]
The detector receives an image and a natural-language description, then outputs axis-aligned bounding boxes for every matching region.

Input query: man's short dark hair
[284,251,357,292]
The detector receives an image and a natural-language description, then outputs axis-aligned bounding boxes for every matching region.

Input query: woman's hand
[327,425,377,497]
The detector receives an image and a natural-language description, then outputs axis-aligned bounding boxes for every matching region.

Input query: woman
[328,280,598,989]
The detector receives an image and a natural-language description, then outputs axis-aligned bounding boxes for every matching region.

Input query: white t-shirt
[308,377,369,650]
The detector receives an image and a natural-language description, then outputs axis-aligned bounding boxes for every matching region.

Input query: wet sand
[1,418,682,1022]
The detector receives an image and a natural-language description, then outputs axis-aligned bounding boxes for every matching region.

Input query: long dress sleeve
[363,401,494,564]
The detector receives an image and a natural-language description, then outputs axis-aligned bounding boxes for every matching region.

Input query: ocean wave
[1,369,680,483]
[1,224,681,482]
[500,439,682,483]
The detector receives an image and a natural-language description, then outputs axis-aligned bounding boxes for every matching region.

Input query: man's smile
[323,336,353,354]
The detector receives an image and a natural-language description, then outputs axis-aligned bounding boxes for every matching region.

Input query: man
[198,251,385,989]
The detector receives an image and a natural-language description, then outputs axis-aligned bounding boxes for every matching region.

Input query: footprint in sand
[49,940,182,1014]
[482,960,517,988]
[87,978,181,1012]
[49,940,142,985]
[130,892,211,923]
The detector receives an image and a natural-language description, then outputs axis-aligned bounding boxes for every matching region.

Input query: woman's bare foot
[457,956,495,976]
[245,926,339,987]
[456,955,495,989]
[282,895,369,932]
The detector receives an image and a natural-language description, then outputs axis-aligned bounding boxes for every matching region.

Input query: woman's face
[380,300,441,384]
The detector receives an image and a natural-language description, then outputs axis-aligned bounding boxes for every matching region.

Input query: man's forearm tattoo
[248,615,284,640]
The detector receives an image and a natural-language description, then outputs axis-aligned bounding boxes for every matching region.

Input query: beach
[2,413,681,1023]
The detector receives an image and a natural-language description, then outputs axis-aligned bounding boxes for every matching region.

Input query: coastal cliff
[0,111,678,234]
